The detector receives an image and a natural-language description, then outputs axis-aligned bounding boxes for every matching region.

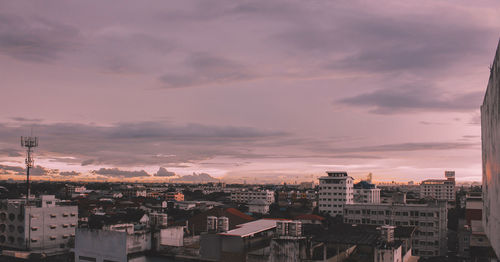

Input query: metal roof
[218,219,280,238]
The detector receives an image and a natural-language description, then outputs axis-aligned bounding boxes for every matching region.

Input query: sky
[0,0,499,183]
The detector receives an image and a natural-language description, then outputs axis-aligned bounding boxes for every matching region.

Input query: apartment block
[318,171,354,215]
[0,195,78,251]
[230,189,274,204]
[420,171,456,201]
[343,200,447,258]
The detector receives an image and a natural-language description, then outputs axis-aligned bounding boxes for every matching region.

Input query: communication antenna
[21,135,38,205]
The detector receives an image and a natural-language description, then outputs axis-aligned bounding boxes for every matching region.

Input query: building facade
[343,200,447,258]
[230,189,274,204]
[353,181,381,204]
[420,171,456,201]
[0,195,78,251]
[318,171,354,215]
[481,39,500,259]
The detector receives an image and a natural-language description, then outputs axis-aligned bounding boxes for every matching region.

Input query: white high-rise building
[420,171,455,201]
[318,171,354,216]
[0,195,78,252]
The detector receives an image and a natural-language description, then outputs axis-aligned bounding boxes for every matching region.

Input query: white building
[343,200,447,258]
[420,171,456,201]
[481,38,500,259]
[318,171,354,216]
[248,199,270,214]
[230,189,274,204]
[0,195,78,252]
[353,181,381,204]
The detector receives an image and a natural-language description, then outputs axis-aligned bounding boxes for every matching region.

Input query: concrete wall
[160,226,183,247]
[75,228,128,262]
[481,39,500,259]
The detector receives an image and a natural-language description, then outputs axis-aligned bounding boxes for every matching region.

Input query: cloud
[0,121,287,167]
[339,85,484,114]
[0,164,57,176]
[171,172,218,182]
[59,171,81,177]
[0,148,22,157]
[81,159,95,166]
[155,167,175,177]
[92,168,150,178]
[10,117,43,122]
[0,13,79,62]
[316,141,478,154]
[160,53,256,88]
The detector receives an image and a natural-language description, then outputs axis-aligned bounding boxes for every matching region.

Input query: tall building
[481,38,500,258]
[420,171,456,201]
[353,181,381,204]
[343,200,448,258]
[318,171,354,215]
[0,195,78,252]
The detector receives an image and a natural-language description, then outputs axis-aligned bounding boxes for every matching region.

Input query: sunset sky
[1,1,499,183]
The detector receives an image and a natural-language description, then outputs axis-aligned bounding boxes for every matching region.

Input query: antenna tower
[21,136,38,205]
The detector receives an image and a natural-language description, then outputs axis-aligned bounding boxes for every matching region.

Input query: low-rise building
[248,199,270,214]
[0,195,78,254]
[231,189,274,205]
[354,181,381,204]
[420,171,456,201]
[165,192,184,201]
[343,200,447,258]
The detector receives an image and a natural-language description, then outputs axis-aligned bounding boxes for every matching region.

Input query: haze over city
[1,1,500,183]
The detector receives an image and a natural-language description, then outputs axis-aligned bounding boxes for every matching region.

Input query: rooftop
[218,219,279,238]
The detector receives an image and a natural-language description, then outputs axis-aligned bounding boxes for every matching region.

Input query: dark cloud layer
[340,86,484,114]
[92,168,149,178]
[160,53,256,88]
[0,13,79,62]
[0,164,57,176]
[155,167,175,177]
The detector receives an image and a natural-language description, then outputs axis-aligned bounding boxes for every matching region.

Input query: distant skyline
[1,1,499,183]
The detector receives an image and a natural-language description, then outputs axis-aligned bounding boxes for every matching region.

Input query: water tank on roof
[217,216,229,232]
[207,216,217,232]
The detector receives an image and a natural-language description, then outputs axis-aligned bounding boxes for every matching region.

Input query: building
[481,38,500,259]
[343,200,447,258]
[354,181,381,204]
[312,224,416,262]
[318,171,354,216]
[0,195,78,253]
[74,225,151,262]
[457,192,498,260]
[420,171,456,201]
[200,219,279,261]
[248,199,270,214]
[165,192,184,201]
[230,189,274,204]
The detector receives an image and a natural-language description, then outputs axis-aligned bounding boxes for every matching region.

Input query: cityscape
[1,1,500,262]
